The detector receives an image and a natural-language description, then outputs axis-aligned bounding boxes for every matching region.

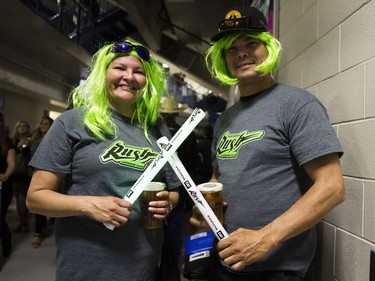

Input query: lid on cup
[145,182,166,191]
[197,182,223,192]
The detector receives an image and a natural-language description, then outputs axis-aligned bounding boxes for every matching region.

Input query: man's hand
[217,227,276,271]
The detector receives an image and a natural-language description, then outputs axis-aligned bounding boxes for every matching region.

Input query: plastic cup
[196,182,224,224]
[139,182,166,229]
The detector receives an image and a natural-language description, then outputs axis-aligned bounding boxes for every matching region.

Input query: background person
[29,116,54,248]
[26,40,180,281]
[195,124,214,185]
[11,120,32,233]
[0,112,16,258]
[191,6,345,281]
[159,95,202,263]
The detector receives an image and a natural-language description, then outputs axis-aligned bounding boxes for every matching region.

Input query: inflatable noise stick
[157,136,228,240]
[104,108,206,230]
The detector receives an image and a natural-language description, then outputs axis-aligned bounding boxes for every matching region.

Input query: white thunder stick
[104,108,206,230]
[157,136,228,240]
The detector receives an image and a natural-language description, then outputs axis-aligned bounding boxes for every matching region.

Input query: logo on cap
[224,9,242,28]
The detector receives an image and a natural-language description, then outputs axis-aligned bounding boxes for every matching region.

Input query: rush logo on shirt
[100,140,158,170]
[217,130,264,159]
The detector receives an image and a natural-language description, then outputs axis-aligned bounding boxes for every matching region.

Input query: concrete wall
[0,87,65,136]
[278,0,375,280]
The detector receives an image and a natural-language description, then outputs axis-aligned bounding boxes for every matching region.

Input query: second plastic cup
[197,182,224,224]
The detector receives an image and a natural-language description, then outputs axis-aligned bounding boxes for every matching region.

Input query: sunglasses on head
[218,16,267,32]
[109,41,150,62]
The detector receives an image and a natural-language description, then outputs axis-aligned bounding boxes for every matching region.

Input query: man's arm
[216,153,345,270]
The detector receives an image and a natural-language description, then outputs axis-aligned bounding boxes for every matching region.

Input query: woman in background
[12,120,32,233]
[0,112,15,257]
[29,116,54,248]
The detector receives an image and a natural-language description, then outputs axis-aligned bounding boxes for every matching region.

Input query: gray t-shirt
[212,83,343,275]
[30,107,180,281]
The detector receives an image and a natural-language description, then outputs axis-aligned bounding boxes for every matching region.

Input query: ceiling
[111,0,249,95]
[0,0,256,102]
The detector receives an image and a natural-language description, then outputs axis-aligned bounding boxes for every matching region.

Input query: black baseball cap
[211,6,268,42]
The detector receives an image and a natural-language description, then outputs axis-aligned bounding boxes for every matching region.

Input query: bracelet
[166,201,173,214]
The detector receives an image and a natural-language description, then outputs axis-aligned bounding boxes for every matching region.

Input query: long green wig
[70,39,166,142]
[205,32,282,85]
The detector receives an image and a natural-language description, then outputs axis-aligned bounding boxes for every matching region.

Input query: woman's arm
[26,169,134,227]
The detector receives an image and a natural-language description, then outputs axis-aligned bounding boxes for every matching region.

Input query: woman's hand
[86,196,134,228]
[17,138,30,150]
[148,190,174,220]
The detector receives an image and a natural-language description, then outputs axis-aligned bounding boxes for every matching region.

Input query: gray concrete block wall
[341,2,375,72]
[318,65,365,123]
[364,181,375,243]
[336,230,375,281]
[278,0,375,280]
[302,28,340,88]
[318,0,364,38]
[340,121,375,178]
[365,58,375,118]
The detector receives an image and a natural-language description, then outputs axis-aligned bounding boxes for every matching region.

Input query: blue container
[183,232,215,280]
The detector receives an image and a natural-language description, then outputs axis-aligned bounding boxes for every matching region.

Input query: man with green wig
[190,6,346,281]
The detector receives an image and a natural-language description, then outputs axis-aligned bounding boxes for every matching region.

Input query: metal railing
[20,0,121,53]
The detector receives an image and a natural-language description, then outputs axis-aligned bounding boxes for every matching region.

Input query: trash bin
[183,231,214,281]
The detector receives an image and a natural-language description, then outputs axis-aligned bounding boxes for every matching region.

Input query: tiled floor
[0,203,192,281]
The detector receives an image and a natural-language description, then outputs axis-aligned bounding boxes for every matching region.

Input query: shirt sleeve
[288,100,343,166]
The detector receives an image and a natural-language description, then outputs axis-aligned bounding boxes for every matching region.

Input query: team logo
[100,140,158,170]
[224,9,242,28]
[217,130,264,159]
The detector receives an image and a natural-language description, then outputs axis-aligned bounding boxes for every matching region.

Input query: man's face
[224,35,268,82]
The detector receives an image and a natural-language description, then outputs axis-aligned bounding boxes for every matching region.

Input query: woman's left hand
[148,190,174,220]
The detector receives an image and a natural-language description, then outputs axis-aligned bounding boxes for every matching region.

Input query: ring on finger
[166,201,173,214]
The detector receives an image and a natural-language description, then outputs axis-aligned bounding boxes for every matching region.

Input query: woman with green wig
[190,6,345,281]
[26,40,180,280]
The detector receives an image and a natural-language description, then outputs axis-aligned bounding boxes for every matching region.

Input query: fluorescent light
[49,99,68,109]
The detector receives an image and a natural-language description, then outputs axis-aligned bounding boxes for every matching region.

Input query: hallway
[0,204,55,280]
[0,203,192,281]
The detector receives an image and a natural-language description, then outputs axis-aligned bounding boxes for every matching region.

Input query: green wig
[70,39,166,142]
[205,32,282,85]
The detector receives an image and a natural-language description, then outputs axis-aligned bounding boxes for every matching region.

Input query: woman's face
[39,119,52,134]
[17,122,29,134]
[106,55,147,116]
